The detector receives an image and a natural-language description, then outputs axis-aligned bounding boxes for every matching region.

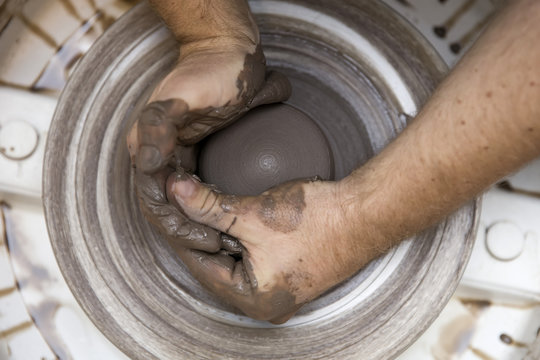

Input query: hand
[155,170,380,324]
[127,39,291,253]
[127,40,291,174]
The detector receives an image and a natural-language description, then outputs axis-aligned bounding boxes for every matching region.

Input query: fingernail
[173,174,197,202]
[177,222,192,237]
[138,145,163,173]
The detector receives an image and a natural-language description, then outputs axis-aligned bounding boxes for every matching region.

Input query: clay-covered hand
[127,42,292,174]
[127,39,291,252]
[134,166,226,253]
[156,170,381,324]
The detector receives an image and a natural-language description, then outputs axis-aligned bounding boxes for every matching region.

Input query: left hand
[126,42,291,174]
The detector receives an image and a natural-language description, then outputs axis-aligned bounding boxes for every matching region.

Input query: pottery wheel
[43,1,478,359]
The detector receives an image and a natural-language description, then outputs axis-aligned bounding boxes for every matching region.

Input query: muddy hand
[127,45,291,175]
[133,165,229,253]
[165,170,356,324]
[127,41,291,254]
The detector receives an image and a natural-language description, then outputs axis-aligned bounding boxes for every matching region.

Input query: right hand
[159,170,377,324]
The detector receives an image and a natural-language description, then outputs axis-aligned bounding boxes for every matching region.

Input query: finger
[176,248,261,316]
[176,71,292,145]
[175,71,292,145]
[221,234,243,255]
[248,71,292,109]
[165,217,222,254]
[137,99,189,174]
[167,170,258,241]
[177,108,243,145]
[177,117,218,145]
[135,169,222,252]
[177,248,252,297]
[177,248,299,322]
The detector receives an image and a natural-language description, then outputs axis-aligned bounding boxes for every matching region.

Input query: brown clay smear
[257,182,306,233]
[236,44,266,103]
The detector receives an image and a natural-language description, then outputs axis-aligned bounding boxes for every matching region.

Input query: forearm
[149,0,258,52]
[339,0,540,258]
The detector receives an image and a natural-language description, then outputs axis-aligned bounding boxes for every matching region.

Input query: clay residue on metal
[1,203,71,359]
[431,314,476,359]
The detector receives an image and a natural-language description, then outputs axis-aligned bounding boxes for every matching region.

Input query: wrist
[149,0,259,54]
[173,13,258,48]
[335,171,393,263]
[179,34,258,60]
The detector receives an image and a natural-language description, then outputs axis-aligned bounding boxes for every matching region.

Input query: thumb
[248,71,292,109]
[167,171,255,239]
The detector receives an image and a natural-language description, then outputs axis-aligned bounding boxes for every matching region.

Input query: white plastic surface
[0,121,40,160]
[485,221,525,261]
[0,87,55,197]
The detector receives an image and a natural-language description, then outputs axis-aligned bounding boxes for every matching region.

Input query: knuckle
[198,190,221,221]
[140,108,164,127]
[185,226,208,242]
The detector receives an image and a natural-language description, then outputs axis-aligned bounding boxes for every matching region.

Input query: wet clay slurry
[199,104,333,196]
[236,44,266,103]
